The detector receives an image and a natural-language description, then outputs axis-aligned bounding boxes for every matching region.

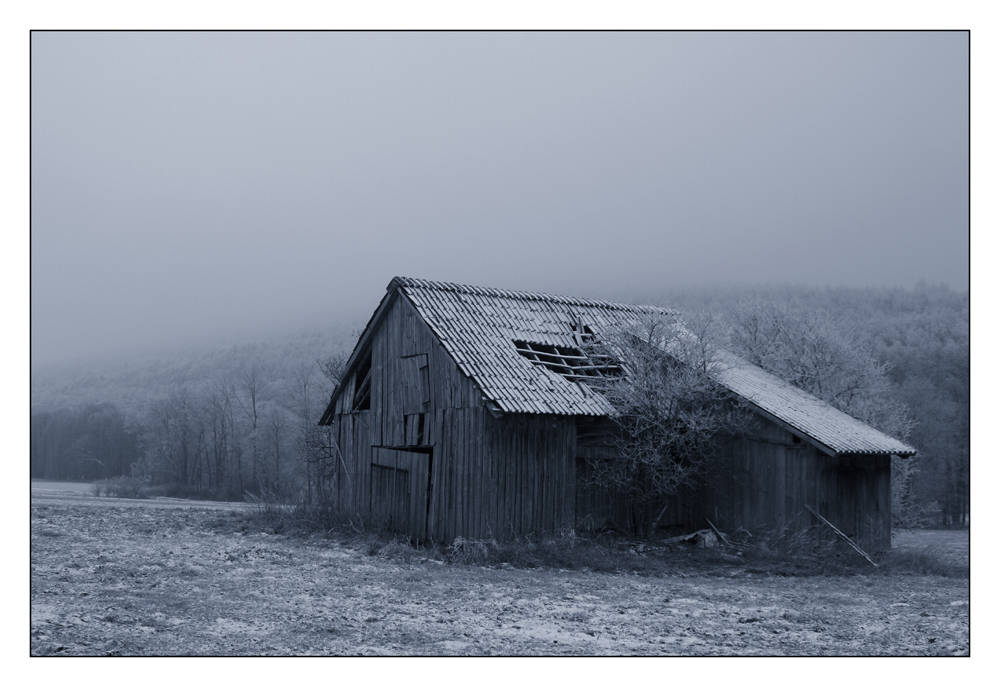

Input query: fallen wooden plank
[705,517,730,546]
[805,504,878,567]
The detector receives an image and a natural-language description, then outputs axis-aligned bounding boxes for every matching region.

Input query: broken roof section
[336,277,915,457]
[394,276,670,417]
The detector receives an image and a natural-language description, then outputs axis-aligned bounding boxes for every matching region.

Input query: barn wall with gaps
[322,293,578,543]
[321,286,894,549]
[698,418,892,551]
[571,414,892,549]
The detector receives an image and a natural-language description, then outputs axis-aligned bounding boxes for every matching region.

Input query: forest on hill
[30,282,969,527]
[644,281,969,525]
[30,321,361,500]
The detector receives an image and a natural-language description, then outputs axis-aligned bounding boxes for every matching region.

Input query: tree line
[31,283,968,526]
[31,339,348,501]
[651,282,969,527]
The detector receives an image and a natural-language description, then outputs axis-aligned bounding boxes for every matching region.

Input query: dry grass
[31,494,970,656]
[442,531,678,574]
[877,543,968,578]
[91,477,149,499]
[242,497,969,580]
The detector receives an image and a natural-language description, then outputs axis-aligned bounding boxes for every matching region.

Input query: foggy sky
[31,31,969,369]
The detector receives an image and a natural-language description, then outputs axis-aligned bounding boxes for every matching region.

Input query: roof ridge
[388,276,675,314]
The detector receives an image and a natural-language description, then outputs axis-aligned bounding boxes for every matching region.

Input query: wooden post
[805,504,878,567]
[332,436,352,487]
[705,517,730,546]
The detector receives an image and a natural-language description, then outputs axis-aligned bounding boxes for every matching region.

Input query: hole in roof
[513,340,622,384]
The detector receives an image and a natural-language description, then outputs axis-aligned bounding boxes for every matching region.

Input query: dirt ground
[30,482,969,656]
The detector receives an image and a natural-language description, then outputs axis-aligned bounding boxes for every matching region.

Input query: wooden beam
[705,518,730,546]
[352,367,372,410]
[805,505,878,567]
[740,401,839,458]
[320,288,400,424]
[558,364,620,372]
[515,348,591,362]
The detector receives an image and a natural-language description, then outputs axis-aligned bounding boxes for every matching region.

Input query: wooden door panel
[407,452,429,542]
[371,448,431,542]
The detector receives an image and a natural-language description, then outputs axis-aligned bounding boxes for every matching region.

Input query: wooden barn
[318,277,915,549]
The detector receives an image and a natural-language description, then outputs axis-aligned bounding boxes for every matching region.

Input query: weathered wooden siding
[573,447,694,536]
[421,409,575,541]
[813,454,891,550]
[370,447,430,540]
[702,417,892,550]
[488,413,576,539]
[324,293,892,548]
[324,292,486,539]
[326,294,578,542]
[574,415,891,549]
[371,293,484,448]
[322,410,372,522]
[574,418,692,535]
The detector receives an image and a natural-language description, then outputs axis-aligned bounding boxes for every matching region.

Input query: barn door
[371,448,431,542]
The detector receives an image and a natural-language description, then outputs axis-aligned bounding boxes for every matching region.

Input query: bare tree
[132,387,197,486]
[266,406,290,496]
[291,361,316,423]
[317,351,350,389]
[236,360,270,495]
[585,314,753,537]
[304,350,352,506]
[218,379,244,498]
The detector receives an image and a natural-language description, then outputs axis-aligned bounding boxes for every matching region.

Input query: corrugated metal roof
[712,352,915,456]
[386,277,915,456]
[393,277,669,417]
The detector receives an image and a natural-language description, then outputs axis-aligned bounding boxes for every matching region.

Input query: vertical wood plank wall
[574,416,892,549]
[428,408,575,541]
[324,293,892,549]
[573,445,692,536]
[325,293,576,542]
[702,419,892,550]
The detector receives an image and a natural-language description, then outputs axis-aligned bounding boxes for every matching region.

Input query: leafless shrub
[584,314,756,537]
[365,537,424,561]
[446,536,500,565]
[92,476,148,499]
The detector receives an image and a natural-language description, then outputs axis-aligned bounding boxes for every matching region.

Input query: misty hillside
[32,282,968,413]
[30,282,968,525]
[636,281,969,385]
[31,320,363,413]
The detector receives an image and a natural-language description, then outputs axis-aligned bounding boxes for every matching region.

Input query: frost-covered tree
[724,297,917,526]
[585,314,754,537]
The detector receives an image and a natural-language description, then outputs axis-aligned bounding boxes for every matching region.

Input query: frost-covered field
[31,484,969,656]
